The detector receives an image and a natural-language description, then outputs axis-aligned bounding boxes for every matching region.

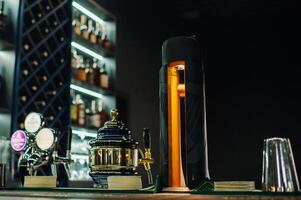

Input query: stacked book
[214,181,255,191]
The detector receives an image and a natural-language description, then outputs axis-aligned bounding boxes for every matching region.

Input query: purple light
[11,130,27,151]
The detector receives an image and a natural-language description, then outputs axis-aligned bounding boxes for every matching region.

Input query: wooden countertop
[0,189,300,200]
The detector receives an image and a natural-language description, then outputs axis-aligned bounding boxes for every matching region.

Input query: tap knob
[143,128,151,149]
[66,126,72,152]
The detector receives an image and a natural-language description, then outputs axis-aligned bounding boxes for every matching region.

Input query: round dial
[11,130,27,151]
[24,112,44,133]
[36,128,56,151]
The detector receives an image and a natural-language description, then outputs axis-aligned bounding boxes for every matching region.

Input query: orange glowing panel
[167,61,185,187]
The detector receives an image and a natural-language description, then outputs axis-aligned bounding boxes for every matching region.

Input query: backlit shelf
[0,39,14,50]
[71,125,97,138]
[71,78,114,98]
[72,34,114,58]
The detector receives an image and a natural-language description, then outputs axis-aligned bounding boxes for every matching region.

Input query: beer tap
[51,127,73,178]
[139,128,154,185]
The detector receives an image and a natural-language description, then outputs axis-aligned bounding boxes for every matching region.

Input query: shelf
[71,125,97,138]
[73,0,115,21]
[71,78,114,98]
[0,39,14,50]
[0,107,10,114]
[72,34,114,58]
[71,153,89,160]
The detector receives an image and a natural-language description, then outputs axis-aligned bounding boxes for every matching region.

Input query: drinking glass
[262,137,300,192]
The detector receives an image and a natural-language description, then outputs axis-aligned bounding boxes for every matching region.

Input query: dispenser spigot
[139,128,154,184]
[51,127,73,178]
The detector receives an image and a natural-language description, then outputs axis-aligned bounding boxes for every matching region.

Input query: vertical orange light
[167,61,185,187]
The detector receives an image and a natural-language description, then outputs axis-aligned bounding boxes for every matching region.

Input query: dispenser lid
[97,109,131,140]
[89,109,137,148]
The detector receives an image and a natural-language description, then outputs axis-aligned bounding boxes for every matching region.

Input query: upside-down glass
[262,137,300,192]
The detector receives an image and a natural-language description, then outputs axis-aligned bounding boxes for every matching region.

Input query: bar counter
[0,189,301,200]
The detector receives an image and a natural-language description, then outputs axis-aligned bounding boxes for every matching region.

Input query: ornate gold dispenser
[89,109,153,188]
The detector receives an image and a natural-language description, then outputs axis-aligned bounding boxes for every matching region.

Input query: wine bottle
[30,84,38,92]
[37,75,48,84]
[23,43,30,51]
[21,69,29,77]
[20,95,27,104]
[34,100,46,107]
[41,1,52,12]
[44,115,55,122]
[30,60,39,67]
[0,0,7,36]
[38,50,49,59]
[45,90,56,96]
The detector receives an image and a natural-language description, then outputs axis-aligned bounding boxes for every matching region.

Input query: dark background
[97,0,301,187]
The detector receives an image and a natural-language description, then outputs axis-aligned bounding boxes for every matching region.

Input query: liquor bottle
[73,10,81,36]
[90,100,100,128]
[93,58,100,86]
[71,48,79,69]
[86,66,95,85]
[90,21,97,44]
[86,59,96,85]
[91,100,101,128]
[102,34,114,54]
[85,101,92,128]
[99,63,109,89]
[80,14,89,40]
[97,99,108,127]
[70,90,78,125]
[95,22,103,45]
[74,56,86,81]
[76,94,85,126]
[0,0,7,37]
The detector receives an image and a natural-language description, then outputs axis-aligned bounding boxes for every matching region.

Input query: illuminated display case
[69,0,116,185]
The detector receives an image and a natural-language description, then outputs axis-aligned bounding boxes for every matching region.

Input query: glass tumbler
[262,137,300,192]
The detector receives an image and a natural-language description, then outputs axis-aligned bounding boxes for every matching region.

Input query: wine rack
[14,0,72,133]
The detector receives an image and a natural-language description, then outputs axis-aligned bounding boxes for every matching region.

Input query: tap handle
[143,128,151,149]
[66,126,72,152]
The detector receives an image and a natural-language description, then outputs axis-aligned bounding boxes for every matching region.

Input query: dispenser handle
[66,126,72,152]
[143,128,151,149]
